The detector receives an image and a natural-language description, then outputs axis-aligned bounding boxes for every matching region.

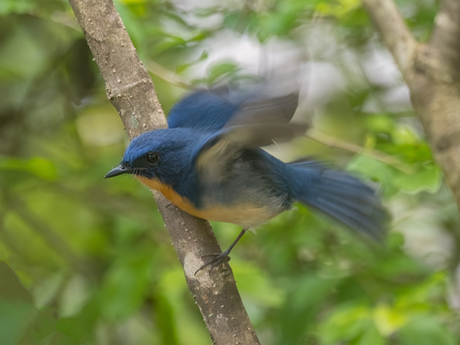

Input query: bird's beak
[104,165,132,178]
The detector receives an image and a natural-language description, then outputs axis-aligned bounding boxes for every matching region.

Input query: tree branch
[363,0,460,211]
[362,0,417,76]
[428,0,460,82]
[67,1,260,344]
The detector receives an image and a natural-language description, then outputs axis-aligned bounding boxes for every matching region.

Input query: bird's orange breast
[135,176,277,227]
[135,175,197,215]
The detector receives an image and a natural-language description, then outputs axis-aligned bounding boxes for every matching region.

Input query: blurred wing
[192,120,308,181]
[167,87,239,131]
[167,85,299,133]
[227,92,299,127]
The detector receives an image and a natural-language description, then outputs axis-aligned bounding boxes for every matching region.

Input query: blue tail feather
[287,163,387,240]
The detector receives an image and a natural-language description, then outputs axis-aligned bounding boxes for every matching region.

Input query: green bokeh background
[1,0,459,344]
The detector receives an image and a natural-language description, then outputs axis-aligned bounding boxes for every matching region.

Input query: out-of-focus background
[1,0,459,344]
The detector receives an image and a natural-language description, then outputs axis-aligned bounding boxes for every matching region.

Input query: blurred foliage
[0,0,458,344]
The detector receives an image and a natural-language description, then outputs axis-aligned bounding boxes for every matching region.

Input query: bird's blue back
[167,85,299,133]
[167,89,240,132]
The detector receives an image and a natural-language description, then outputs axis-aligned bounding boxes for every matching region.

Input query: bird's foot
[195,251,231,275]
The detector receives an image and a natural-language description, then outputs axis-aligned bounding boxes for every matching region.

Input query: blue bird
[105,85,387,273]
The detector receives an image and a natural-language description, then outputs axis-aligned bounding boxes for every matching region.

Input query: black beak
[105,165,132,179]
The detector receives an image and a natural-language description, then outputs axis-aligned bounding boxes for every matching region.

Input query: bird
[105,84,387,274]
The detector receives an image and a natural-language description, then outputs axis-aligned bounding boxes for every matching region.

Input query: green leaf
[372,304,407,336]
[206,62,239,84]
[316,0,361,18]
[152,37,187,55]
[0,0,35,15]
[319,303,372,344]
[55,298,100,344]
[398,316,456,345]
[392,125,420,145]
[154,292,179,345]
[346,154,397,195]
[28,307,58,343]
[0,300,35,345]
[393,165,442,194]
[280,275,339,343]
[175,50,208,74]
[364,115,394,133]
[98,250,154,321]
[38,332,72,345]
[232,261,285,307]
[0,262,33,304]
[358,324,385,345]
[0,156,57,181]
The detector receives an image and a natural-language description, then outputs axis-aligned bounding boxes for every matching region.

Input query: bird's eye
[146,152,160,165]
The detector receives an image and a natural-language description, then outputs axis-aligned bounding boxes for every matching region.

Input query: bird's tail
[287,161,387,240]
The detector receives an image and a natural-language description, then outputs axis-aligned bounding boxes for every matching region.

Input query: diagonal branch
[363,0,460,211]
[428,0,460,82]
[67,0,260,344]
[362,0,417,77]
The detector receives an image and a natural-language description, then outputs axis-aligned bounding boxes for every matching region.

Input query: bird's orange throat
[135,175,199,216]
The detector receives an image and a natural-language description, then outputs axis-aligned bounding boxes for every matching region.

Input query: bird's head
[105,128,196,185]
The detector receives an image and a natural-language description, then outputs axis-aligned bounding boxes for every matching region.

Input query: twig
[67,0,260,344]
[307,130,415,174]
[143,59,191,89]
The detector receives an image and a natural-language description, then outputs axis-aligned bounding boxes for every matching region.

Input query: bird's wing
[226,92,298,127]
[167,84,299,132]
[191,112,308,180]
[167,87,239,131]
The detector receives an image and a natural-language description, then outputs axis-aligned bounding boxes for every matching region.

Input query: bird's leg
[195,228,247,275]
